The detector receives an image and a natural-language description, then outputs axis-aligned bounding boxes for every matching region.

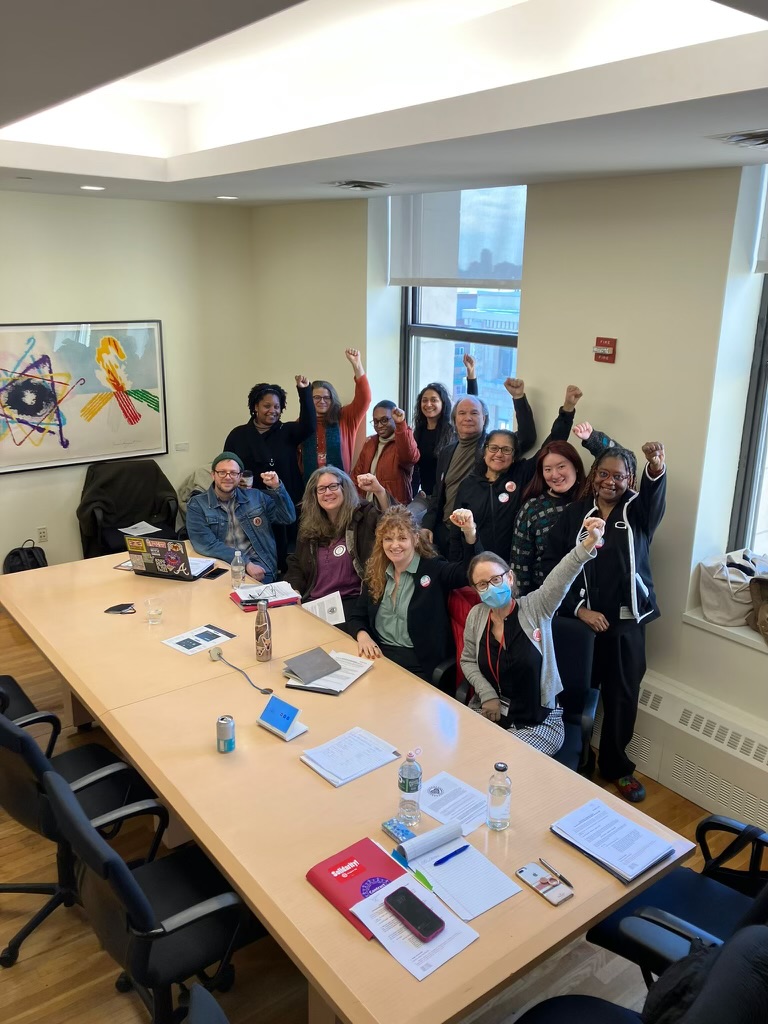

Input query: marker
[434,844,470,867]
[539,858,574,889]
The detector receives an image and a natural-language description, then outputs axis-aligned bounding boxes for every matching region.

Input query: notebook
[124,537,214,582]
[283,647,341,685]
[230,580,301,610]
[284,650,372,696]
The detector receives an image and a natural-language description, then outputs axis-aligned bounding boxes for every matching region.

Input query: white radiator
[592,670,768,830]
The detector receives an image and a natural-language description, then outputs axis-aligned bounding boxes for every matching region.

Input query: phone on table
[383,886,445,942]
[516,863,574,906]
[202,567,229,580]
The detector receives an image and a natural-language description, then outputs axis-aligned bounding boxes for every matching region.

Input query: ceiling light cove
[216,195,239,199]
[80,185,105,190]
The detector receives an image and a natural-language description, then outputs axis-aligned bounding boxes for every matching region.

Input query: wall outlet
[37,527,48,543]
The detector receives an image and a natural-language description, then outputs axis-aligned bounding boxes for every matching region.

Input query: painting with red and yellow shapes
[0,321,166,473]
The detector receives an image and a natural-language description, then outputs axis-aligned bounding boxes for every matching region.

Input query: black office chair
[42,770,265,1024]
[0,711,152,967]
[187,984,229,1024]
[0,675,37,722]
[515,924,768,1024]
[587,814,768,985]
[551,616,597,774]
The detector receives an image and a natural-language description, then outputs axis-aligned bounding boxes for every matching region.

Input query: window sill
[682,607,768,654]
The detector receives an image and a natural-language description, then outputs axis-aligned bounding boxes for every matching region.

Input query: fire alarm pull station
[593,337,617,364]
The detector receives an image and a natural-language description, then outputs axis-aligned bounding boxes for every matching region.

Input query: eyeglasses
[316,482,343,494]
[595,469,629,483]
[473,573,507,593]
[312,395,331,403]
[214,470,241,478]
[485,444,514,455]
[372,416,392,427]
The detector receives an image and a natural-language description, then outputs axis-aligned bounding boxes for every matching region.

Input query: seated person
[186,452,295,584]
[460,516,605,756]
[284,467,389,622]
[348,506,480,685]
[351,402,420,506]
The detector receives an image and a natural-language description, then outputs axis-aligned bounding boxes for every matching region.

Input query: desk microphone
[209,647,273,695]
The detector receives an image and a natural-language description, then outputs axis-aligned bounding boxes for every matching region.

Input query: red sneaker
[616,775,646,803]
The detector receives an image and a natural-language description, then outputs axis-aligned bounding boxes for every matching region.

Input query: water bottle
[254,600,272,662]
[231,550,245,588]
[487,761,511,831]
[397,750,422,826]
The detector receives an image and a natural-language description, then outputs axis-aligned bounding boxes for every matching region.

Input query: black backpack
[3,539,48,574]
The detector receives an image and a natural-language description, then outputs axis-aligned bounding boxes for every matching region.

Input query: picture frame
[0,320,167,474]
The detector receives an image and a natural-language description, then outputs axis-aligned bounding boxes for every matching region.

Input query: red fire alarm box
[594,337,617,364]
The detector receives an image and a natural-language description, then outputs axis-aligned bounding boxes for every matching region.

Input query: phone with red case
[383,886,445,942]
[516,863,574,906]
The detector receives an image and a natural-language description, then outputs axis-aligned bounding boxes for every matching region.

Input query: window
[730,278,768,554]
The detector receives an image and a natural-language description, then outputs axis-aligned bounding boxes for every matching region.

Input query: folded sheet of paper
[302,591,346,624]
[119,521,162,537]
[301,727,399,786]
[396,821,520,921]
[351,876,478,980]
[235,580,301,604]
[161,624,234,656]
[419,772,487,836]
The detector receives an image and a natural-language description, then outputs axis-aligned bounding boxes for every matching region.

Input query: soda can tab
[216,715,235,753]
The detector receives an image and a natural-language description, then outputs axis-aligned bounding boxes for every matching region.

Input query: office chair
[587,813,768,985]
[551,616,597,774]
[42,770,265,1024]
[0,674,38,725]
[431,586,480,699]
[77,459,179,558]
[0,712,152,967]
[515,924,768,1024]
[187,984,229,1024]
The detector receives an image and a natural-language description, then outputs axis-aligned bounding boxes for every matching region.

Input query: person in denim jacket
[186,452,296,583]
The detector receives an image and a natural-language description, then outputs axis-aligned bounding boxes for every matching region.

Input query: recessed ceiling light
[80,185,105,191]
[327,180,391,191]
[216,195,239,200]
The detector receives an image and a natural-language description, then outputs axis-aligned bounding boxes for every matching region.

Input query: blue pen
[433,844,470,867]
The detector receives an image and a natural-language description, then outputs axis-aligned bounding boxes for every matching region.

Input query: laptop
[123,536,215,582]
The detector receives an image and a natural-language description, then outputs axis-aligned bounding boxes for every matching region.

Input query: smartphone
[202,566,229,580]
[383,886,445,942]
[516,863,574,906]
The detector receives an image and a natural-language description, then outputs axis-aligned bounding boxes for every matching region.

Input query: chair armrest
[618,909,723,977]
[14,710,62,758]
[580,688,599,739]
[146,891,243,937]
[68,759,137,794]
[90,798,169,862]
[455,679,470,705]
[431,658,456,695]
[696,814,768,859]
[629,907,723,947]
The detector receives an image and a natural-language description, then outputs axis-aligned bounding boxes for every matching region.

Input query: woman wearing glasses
[540,442,666,801]
[351,402,420,505]
[448,385,584,561]
[301,348,372,483]
[460,517,606,755]
[283,467,389,624]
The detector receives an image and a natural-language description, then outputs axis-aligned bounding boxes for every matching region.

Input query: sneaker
[615,775,646,803]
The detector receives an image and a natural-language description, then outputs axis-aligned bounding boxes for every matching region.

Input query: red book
[306,838,406,939]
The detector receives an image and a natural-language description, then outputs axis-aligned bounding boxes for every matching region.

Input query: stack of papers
[233,580,301,607]
[551,798,674,883]
[301,727,399,787]
[285,650,373,695]
[419,772,487,836]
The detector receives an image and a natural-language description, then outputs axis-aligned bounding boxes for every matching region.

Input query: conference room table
[0,553,695,1024]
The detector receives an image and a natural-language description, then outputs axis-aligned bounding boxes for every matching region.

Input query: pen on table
[539,858,574,889]
[434,844,470,867]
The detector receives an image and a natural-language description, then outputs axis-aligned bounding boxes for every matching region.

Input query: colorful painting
[0,321,167,474]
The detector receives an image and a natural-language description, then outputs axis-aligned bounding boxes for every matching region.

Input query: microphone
[208,647,272,695]
[209,647,223,661]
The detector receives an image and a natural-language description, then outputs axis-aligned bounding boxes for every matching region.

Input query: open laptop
[123,536,215,581]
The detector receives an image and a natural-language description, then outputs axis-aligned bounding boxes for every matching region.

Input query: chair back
[0,712,57,837]
[552,616,594,718]
[681,925,768,1023]
[448,586,481,687]
[188,984,230,1024]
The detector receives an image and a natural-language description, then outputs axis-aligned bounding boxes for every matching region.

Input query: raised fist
[504,378,525,400]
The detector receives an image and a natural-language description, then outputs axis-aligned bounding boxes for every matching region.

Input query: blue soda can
[216,715,235,753]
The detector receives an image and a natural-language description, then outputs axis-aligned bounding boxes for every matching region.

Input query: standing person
[186,453,296,584]
[541,441,667,803]
[421,378,536,556]
[460,517,606,755]
[511,422,619,595]
[301,348,371,481]
[351,402,420,505]
[412,354,479,499]
[284,467,389,623]
[449,386,583,562]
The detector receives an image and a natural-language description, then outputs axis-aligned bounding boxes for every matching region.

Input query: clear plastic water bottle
[487,761,511,831]
[231,550,245,588]
[254,600,272,662]
[397,750,422,826]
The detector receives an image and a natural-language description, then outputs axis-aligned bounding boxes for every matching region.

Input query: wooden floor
[0,608,718,1024]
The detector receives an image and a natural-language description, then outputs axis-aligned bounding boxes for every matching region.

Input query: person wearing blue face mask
[460,517,605,755]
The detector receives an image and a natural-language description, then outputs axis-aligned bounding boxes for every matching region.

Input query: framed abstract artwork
[0,320,167,474]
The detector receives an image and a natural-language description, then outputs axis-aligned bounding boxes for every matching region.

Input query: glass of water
[144,597,163,624]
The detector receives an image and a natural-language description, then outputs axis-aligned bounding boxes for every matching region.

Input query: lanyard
[484,607,514,693]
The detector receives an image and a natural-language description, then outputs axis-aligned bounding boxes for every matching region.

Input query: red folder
[229,591,300,612]
[306,837,406,939]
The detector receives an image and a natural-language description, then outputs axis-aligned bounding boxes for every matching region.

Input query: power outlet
[37,527,48,543]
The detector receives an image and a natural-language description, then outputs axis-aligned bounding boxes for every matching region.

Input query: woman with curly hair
[284,467,389,624]
[347,505,480,685]
[541,441,667,803]
[301,348,372,482]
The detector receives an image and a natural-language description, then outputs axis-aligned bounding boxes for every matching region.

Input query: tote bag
[699,550,768,628]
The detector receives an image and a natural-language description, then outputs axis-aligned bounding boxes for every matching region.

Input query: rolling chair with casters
[42,770,265,1024]
[551,616,597,774]
[0,712,152,968]
[586,813,768,986]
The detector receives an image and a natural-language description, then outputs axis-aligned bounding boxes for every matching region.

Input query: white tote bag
[699,550,768,627]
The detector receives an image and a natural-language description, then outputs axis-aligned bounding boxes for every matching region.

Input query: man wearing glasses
[186,452,296,583]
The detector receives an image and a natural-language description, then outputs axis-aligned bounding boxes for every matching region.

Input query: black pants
[592,623,646,780]
[378,643,431,682]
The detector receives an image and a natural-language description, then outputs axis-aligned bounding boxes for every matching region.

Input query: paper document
[395,821,520,920]
[302,591,346,624]
[551,799,675,883]
[285,650,372,695]
[119,521,162,537]
[351,876,478,980]
[162,624,234,656]
[301,727,399,786]
[235,580,301,605]
[190,557,215,576]
[419,772,487,836]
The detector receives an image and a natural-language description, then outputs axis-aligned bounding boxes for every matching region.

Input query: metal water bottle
[254,599,272,662]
